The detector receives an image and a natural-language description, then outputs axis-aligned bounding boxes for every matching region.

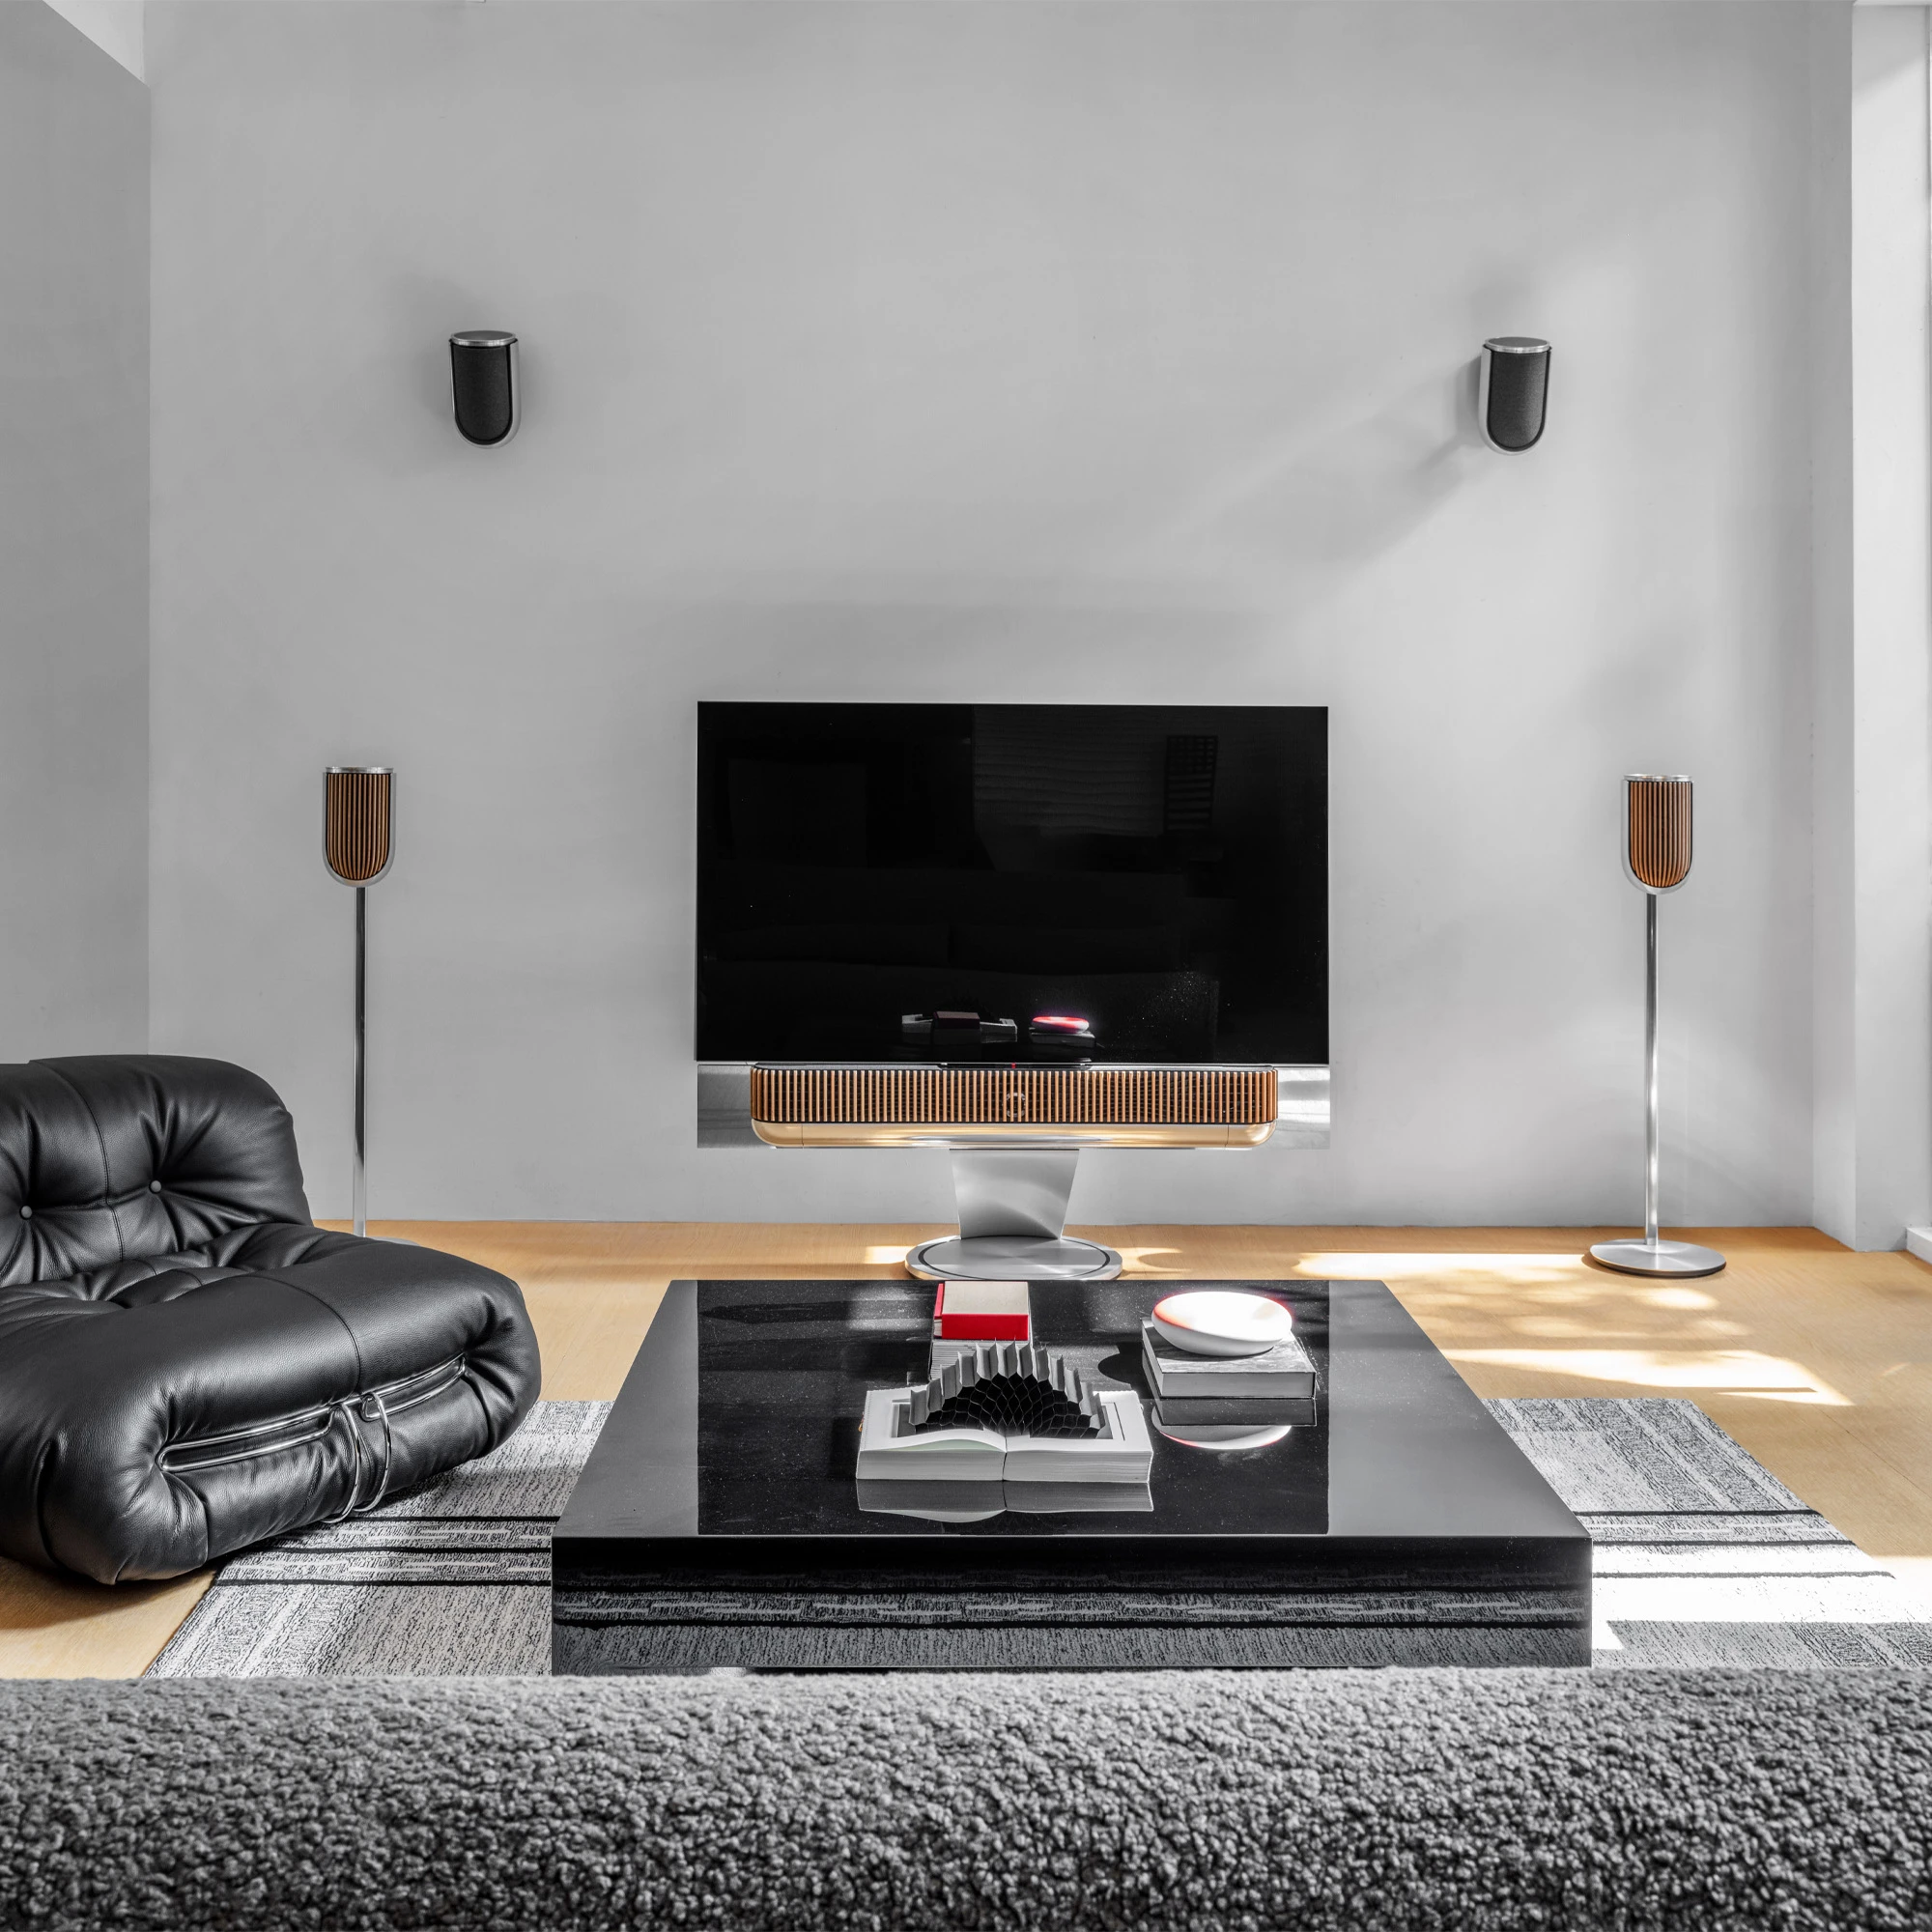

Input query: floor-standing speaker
[1588,775,1724,1279]
[325,768,394,1237]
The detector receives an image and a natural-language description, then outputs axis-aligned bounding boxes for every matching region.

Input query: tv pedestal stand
[904,1149,1123,1283]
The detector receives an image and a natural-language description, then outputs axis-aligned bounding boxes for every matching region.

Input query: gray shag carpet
[5,1667,1932,1931]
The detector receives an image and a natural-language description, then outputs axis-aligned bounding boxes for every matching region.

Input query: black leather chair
[0,1055,540,1584]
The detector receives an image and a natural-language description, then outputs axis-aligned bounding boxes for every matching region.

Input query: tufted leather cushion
[0,1056,540,1583]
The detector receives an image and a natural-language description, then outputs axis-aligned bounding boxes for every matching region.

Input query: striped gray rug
[1488,1399,1932,1668]
[148,1397,1932,1677]
[149,1402,608,1678]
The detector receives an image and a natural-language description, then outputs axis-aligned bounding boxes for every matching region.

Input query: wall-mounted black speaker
[1479,337,1549,452]
[449,331,519,446]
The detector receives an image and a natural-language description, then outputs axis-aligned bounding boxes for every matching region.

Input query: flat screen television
[696,702,1326,1068]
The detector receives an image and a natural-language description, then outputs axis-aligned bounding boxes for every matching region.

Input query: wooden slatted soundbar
[750,1065,1278,1149]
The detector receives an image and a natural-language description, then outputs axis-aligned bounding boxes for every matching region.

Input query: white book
[855,1479,1152,1522]
[1141,1321,1316,1401]
[857,1386,1152,1484]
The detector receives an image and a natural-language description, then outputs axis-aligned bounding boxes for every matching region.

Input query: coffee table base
[553,1587,1591,1672]
[554,1619,1590,1673]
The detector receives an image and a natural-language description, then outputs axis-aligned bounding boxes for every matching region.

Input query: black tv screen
[696,702,1327,1066]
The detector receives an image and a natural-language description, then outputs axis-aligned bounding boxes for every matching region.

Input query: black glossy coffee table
[552,1278,1589,1670]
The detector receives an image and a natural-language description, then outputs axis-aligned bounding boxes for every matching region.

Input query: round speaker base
[1586,1237,1726,1279]
[905,1236,1123,1284]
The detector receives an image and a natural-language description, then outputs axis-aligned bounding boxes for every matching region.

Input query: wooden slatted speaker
[1624,775,1691,894]
[324,767,394,1237]
[325,768,394,887]
[1590,775,1723,1281]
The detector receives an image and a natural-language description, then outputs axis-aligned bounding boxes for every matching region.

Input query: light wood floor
[7,1222,1931,1678]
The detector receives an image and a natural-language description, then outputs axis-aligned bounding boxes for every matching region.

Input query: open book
[856,1339,1152,1486]
[857,1385,1151,1483]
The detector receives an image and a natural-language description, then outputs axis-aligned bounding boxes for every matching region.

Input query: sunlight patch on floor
[1877,1556,1932,1608]
[1293,1253,1593,1283]
[1445,1348,1852,1406]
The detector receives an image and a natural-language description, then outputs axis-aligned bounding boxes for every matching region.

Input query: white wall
[148,1,1833,1227]
[0,3,149,1062]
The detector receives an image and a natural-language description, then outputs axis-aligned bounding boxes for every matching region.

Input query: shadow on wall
[580,584,1284,695]
[1175,357,1489,605]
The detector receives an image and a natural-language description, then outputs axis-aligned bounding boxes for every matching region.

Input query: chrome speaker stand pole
[1646,885,1662,1244]
[354,883,367,1239]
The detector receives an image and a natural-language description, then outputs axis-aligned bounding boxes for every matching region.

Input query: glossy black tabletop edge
[1324,1270,1580,1538]
[554,1280,699,1541]
[553,1278,1589,1597]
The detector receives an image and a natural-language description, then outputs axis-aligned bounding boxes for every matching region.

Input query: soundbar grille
[1627,777,1690,892]
[325,769,393,885]
[750,1065,1277,1127]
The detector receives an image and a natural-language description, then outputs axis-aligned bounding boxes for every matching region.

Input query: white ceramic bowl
[1150,1290,1293,1357]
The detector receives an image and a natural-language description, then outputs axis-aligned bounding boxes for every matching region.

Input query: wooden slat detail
[325,770,393,884]
[1627,778,1690,891]
[750,1065,1277,1127]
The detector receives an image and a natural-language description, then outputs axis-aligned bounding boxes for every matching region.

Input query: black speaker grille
[451,340,515,445]
[1485,346,1548,452]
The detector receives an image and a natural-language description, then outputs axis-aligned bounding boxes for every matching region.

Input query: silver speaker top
[1623,773,1691,784]
[1484,336,1549,354]
[450,330,517,349]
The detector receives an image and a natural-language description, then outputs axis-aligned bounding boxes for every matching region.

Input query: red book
[932,1280,1032,1342]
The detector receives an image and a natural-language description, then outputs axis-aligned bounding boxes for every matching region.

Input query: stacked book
[1141,1321,1317,1428]
[857,1287,1154,1488]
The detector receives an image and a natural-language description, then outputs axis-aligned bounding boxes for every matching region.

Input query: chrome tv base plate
[1587,1237,1726,1279]
[906,1235,1123,1284]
